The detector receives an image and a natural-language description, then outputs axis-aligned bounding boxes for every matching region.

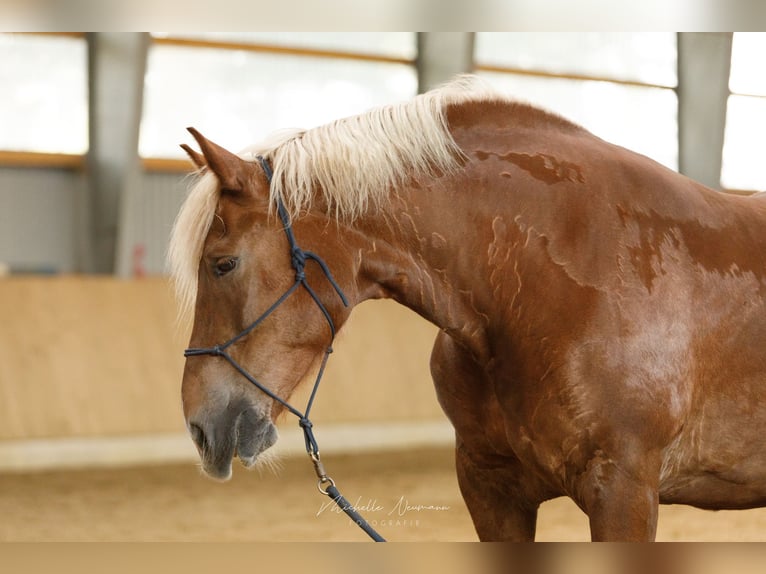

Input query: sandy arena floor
[1,447,766,542]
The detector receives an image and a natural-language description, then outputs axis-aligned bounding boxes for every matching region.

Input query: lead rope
[185,156,385,542]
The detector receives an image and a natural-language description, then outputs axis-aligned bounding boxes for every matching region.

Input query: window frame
[720,32,766,194]
[140,33,418,173]
[472,32,680,174]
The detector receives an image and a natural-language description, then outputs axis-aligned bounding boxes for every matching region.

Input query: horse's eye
[214,257,239,277]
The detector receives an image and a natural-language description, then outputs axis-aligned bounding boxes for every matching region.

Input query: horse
[168,75,766,541]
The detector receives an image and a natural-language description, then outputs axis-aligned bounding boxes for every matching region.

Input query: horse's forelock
[168,169,219,321]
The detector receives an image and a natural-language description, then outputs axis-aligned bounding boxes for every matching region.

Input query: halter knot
[299,417,319,455]
[291,247,307,281]
[298,417,313,431]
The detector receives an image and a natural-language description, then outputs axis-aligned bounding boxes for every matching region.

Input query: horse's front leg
[455,440,540,541]
[575,450,661,541]
[431,331,547,541]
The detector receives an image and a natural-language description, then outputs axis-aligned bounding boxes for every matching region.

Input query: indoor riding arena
[2,32,766,550]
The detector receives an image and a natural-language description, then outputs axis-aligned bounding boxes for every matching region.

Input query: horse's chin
[236,446,276,471]
[199,439,278,481]
[238,452,259,469]
[234,415,279,467]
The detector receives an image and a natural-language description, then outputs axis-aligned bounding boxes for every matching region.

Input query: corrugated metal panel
[116,171,192,277]
[0,167,82,273]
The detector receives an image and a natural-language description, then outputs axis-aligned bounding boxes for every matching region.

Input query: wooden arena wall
[0,276,446,442]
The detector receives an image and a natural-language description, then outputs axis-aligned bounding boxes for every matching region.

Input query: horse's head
[172,129,353,480]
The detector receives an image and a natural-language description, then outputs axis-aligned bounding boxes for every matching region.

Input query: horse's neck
[350,186,493,361]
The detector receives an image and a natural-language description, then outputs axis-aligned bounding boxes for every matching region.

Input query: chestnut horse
[169,76,766,541]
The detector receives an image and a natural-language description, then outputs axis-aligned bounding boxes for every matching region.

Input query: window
[721,33,766,192]
[0,33,87,155]
[474,33,678,171]
[139,33,417,159]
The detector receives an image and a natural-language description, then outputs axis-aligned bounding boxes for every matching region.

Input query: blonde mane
[168,75,502,319]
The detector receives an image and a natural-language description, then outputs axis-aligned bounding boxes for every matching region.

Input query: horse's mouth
[190,408,279,481]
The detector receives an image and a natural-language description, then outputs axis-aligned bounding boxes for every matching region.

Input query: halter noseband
[183,156,385,542]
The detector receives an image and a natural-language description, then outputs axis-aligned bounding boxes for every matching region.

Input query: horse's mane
[169,75,503,318]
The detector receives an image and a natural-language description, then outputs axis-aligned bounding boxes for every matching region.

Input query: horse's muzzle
[188,402,278,480]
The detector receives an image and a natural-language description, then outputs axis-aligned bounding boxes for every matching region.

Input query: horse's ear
[186,127,248,192]
[180,143,206,169]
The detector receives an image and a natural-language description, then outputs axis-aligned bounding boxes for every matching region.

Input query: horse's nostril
[189,422,207,452]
